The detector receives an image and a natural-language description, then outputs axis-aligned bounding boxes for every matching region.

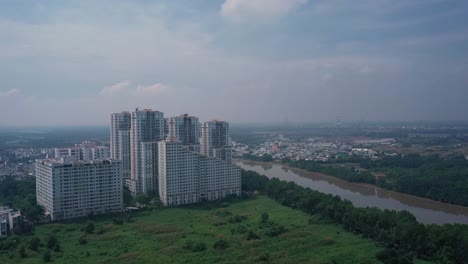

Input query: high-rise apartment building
[111,112,131,180]
[201,120,232,162]
[35,158,123,221]
[129,109,165,196]
[158,140,241,206]
[167,114,201,152]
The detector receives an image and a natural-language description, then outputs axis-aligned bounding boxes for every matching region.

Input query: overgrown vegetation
[0,197,384,263]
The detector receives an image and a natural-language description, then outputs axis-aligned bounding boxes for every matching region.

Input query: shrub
[43,250,51,262]
[213,239,229,250]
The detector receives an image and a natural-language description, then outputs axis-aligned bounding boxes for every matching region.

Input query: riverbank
[236,160,468,224]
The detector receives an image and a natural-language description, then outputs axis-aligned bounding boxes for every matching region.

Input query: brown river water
[236,160,468,225]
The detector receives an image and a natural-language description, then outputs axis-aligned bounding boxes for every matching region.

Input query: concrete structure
[129,109,165,196]
[201,120,232,162]
[55,142,110,161]
[111,112,132,180]
[35,158,123,221]
[0,206,22,237]
[158,140,241,207]
[167,114,201,152]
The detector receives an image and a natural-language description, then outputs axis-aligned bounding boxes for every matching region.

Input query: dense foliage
[284,159,376,184]
[242,169,468,264]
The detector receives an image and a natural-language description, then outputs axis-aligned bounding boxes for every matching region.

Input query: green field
[1,196,394,264]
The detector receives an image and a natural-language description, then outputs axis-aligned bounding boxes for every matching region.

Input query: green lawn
[2,196,389,264]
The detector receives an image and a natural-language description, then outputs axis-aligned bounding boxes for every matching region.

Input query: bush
[213,239,229,250]
[84,222,94,234]
[183,240,207,252]
[18,246,26,258]
[247,230,260,240]
[46,233,57,249]
[113,218,123,225]
[29,237,40,251]
[43,250,51,262]
[264,222,288,237]
[79,236,87,245]
[53,243,61,252]
[260,212,269,225]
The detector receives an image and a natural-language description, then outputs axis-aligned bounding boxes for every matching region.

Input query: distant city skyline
[1,0,468,126]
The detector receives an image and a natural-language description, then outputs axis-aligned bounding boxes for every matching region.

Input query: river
[236,160,468,225]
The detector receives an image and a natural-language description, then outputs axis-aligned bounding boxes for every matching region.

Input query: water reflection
[237,161,468,225]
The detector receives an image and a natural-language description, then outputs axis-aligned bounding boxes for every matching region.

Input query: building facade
[129,109,165,195]
[158,140,241,207]
[201,120,232,162]
[35,159,123,221]
[167,114,201,152]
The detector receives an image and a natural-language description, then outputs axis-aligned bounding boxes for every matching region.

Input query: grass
[2,196,394,263]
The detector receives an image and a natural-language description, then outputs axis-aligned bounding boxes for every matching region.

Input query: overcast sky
[0,0,467,126]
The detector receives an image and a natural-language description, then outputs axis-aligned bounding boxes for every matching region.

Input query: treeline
[330,154,468,206]
[242,170,468,264]
[284,159,376,184]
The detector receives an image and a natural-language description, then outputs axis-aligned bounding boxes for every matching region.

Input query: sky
[0,0,468,126]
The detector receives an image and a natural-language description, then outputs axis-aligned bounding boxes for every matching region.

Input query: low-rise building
[0,206,23,237]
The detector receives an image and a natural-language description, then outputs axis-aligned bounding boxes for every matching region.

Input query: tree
[123,186,133,206]
[29,237,40,251]
[134,194,151,205]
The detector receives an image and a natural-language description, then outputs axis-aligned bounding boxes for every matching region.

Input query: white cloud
[132,83,169,96]
[100,80,131,96]
[101,81,169,97]
[0,89,20,97]
[221,0,307,22]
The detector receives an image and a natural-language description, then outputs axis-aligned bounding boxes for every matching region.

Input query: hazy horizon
[1,0,468,126]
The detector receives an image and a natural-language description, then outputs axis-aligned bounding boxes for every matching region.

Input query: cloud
[100,80,131,96]
[220,0,307,22]
[132,83,169,96]
[0,89,20,97]
[101,81,169,97]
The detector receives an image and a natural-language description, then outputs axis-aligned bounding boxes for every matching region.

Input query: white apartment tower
[111,112,131,180]
[167,114,201,152]
[129,109,165,196]
[158,140,241,206]
[35,159,123,221]
[201,120,232,162]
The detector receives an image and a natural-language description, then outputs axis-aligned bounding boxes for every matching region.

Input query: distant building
[158,140,241,206]
[35,158,123,221]
[110,112,132,180]
[201,120,232,162]
[0,206,23,237]
[167,114,201,152]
